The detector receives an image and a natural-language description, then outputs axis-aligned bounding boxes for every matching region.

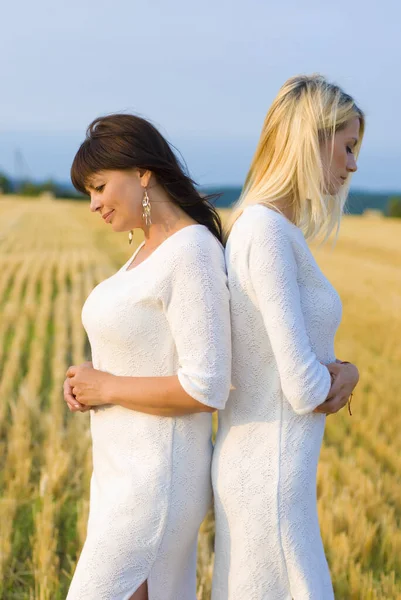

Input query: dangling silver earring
[128,230,133,245]
[142,187,152,227]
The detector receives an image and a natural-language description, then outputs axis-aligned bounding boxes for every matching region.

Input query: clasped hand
[63,361,113,412]
[313,362,359,415]
[63,360,359,416]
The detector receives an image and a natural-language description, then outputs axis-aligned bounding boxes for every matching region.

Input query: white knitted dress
[212,205,342,600]
[67,225,231,600]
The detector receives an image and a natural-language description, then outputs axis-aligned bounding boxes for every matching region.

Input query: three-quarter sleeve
[163,236,231,410]
[248,213,331,415]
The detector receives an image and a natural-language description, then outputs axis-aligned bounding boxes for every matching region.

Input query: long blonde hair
[226,74,365,241]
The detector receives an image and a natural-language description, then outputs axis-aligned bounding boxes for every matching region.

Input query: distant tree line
[0,172,12,194]
[1,169,401,216]
[387,196,401,218]
[0,170,83,199]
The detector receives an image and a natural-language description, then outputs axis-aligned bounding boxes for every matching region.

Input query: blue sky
[1,0,400,190]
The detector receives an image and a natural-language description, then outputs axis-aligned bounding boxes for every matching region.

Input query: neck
[142,184,195,246]
[273,197,295,223]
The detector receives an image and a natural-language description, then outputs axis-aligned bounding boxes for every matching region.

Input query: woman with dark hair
[63,114,231,600]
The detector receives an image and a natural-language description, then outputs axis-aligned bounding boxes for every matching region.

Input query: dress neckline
[121,224,207,274]
[245,203,301,232]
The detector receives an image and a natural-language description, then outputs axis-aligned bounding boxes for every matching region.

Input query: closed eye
[95,184,105,193]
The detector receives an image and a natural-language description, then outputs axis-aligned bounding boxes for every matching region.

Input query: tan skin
[321,117,360,195]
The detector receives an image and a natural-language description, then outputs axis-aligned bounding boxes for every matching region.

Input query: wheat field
[0,197,400,600]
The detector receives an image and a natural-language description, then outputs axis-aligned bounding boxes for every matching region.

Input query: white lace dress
[212,205,342,600]
[67,225,231,600]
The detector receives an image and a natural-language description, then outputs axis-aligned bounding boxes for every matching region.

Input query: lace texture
[67,225,231,600]
[212,205,341,600]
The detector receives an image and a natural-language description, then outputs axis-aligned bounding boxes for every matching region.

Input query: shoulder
[235,204,296,234]
[227,204,299,252]
[165,224,226,271]
[159,225,228,301]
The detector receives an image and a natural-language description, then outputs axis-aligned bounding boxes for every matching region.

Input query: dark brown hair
[71,114,223,243]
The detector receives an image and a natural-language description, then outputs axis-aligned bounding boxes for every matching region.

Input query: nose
[347,154,358,173]
[89,194,102,213]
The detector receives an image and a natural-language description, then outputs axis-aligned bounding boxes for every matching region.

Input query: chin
[112,221,134,233]
[326,181,342,195]
[109,218,123,232]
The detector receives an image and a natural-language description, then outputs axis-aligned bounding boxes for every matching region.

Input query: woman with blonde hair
[212,75,364,599]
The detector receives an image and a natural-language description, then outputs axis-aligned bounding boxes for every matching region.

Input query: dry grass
[0,197,400,599]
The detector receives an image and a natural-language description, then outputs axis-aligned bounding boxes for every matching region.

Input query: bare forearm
[106,374,215,416]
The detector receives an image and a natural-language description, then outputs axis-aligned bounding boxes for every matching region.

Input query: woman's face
[86,169,150,231]
[321,117,361,195]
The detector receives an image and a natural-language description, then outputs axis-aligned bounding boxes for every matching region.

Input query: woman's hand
[63,376,91,412]
[65,362,114,408]
[63,361,93,412]
[313,362,359,415]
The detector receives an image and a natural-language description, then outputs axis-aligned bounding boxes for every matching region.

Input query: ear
[138,169,152,188]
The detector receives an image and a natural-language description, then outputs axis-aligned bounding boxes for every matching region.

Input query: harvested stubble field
[0,198,400,599]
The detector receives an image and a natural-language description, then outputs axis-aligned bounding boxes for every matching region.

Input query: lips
[102,210,114,222]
